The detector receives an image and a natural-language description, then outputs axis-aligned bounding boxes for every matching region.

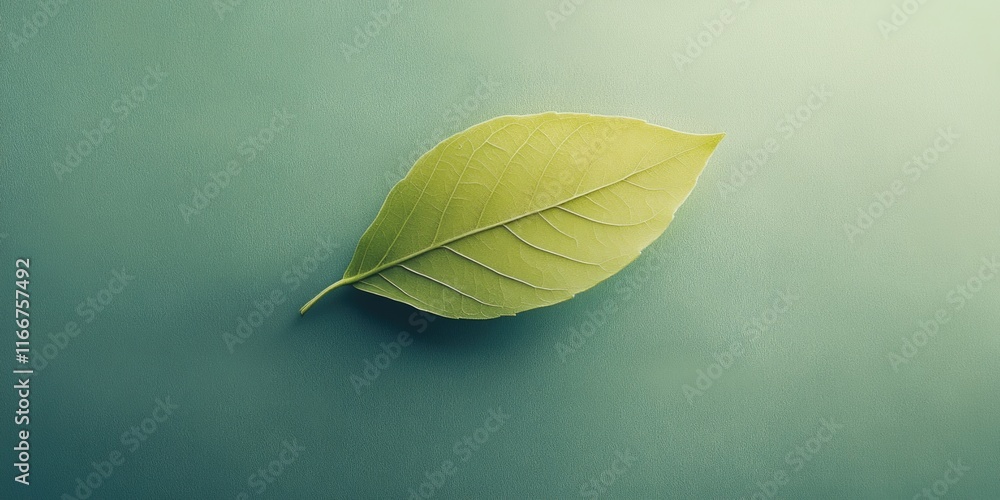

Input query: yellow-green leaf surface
[301,112,723,319]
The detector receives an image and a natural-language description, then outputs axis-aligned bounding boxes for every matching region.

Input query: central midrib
[343,139,712,286]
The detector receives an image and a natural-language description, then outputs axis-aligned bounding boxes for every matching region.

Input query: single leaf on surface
[301,112,723,319]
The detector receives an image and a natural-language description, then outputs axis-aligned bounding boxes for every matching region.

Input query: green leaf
[301,112,723,319]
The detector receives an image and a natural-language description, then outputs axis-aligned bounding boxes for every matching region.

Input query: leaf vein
[503,225,611,270]
[398,265,506,308]
[442,246,568,292]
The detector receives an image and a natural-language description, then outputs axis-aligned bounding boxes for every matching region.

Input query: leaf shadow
[297,287,559,354]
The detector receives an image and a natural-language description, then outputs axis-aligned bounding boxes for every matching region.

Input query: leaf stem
[299,278,353,315]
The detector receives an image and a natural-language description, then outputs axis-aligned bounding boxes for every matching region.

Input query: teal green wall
[1,1,997,498]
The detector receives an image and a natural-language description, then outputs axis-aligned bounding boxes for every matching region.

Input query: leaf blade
[302,112,723,319]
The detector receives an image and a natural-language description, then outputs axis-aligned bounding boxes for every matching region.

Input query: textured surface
[329,113,722,318]
[1,1,999,499]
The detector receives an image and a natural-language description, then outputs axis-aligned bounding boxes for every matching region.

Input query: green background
[2,1,998,498]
